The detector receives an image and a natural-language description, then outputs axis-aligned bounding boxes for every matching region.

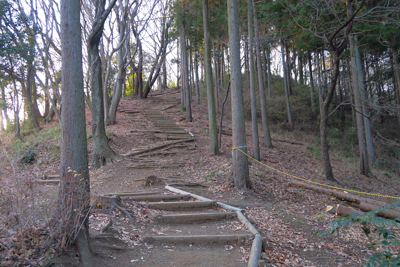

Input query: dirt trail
[52,88,389,266]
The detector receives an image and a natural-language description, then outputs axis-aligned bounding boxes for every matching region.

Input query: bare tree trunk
[182,22,192,122]
[253,0,272,148]
[308,51,316,112]
[88,0,118,169]
[228,0,250,189]
[281,41,293,129]
[59,0,93,265]
[248,0,260,160]
[349,34,372,176]
[12,78,20,137]
[285,42,292,95]
[195,52,200,104]
[107,0,127,125]
[202,0,218,155]
[392,47,400,137]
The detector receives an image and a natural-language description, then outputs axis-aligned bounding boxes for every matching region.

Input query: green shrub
[307,146,321,159]
[20,146,36,164]
[317,201,400,266]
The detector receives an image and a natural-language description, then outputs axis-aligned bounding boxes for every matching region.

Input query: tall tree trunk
[26,66,42,131]
[202,0,218,155]
[392,47,400,137]
[308,52,316,112]
[253,0,272,148]
[107,0,127,125]
[12,78,20,137]
[349,34,372,176]
[88,0,118,169]
[281,41,293,129]
[319,52,338,182]
[181,21,192,122]
[299,53,304,85]
[285,42,293,95]
[195,52,200,104]
[228,0,250,189]
[59,0,93,265]
[248,0,260,160]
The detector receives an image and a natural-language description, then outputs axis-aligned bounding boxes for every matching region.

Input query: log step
[146,200,216,210]
[120,194,191,202]
[102,191,160,197]
[144,234,253,245]
[155,212,237,223]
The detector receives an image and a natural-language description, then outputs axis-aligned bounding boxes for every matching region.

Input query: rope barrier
[232,145,400,200]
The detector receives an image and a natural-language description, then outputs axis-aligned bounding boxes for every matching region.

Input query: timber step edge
[120,194,191,202]
[155,212,237,223]
[145,200,216,210]
[143,234,253,245]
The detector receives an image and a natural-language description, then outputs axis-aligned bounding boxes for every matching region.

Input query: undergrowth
[318,201,400,266]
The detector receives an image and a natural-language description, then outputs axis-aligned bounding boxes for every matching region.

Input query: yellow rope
[232,145,400,200]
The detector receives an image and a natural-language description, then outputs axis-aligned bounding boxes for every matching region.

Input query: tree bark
[107,0,127,125]
[281,41,293,129]
[308,52,316,112]
[228,0,250,189]
[392,47,400,138]
[253,0,272,148]
[248,0,260,161]
[195,52,200,104]
[59,0,93,265]
[88,0,118,170]
[202,0,219,155]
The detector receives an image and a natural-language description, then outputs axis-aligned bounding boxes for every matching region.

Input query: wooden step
[144,234,253,245]
[120,194,190,202]
[146,200,216,210]
[102,191,160,197]
[155,212,237,223]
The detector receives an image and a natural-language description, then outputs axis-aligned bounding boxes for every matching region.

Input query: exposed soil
[1,87,399,267]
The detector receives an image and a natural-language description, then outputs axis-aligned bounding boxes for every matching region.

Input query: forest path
[87,91,254,266]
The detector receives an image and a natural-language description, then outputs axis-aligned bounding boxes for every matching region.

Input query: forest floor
[1,87,400,267]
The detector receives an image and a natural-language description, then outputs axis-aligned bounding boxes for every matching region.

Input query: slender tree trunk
[195,52,200,104]
[253,0,272,148]
[248,0,260,160]
[59,0,93,265]
[202,0,218,155]
[12,78,20,137]
[319,52,339,182]
[228,0,250,189]
[299,53,304,85]
[285,42,292,95]
[349,34,372,176]
[392,47,400,136]
[308,52,316,112]
[281,41,293,129]
[107,0,127,125]
[88,0,118,169]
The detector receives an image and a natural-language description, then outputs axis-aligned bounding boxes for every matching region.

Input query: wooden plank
[165,186,244,212]
[120,194,190,202]
[102,192,160,197]
[146,200,216,210]
[155,212,237,223]
[144,234,253,245]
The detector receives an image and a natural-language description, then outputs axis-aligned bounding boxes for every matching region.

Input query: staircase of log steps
[117,105,264,266]
[101,187,264,267]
